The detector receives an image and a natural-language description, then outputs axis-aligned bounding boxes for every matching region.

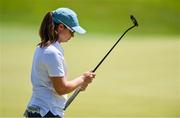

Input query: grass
[0,25,180,117]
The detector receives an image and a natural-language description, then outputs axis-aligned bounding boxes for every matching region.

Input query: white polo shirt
[28,41,67,117]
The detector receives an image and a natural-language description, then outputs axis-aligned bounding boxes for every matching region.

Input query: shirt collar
[53,41,64,54]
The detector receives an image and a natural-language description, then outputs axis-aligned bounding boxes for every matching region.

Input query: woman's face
[57,24,74,43]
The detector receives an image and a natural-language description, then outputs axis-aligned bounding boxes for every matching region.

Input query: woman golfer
[24,8,96,118]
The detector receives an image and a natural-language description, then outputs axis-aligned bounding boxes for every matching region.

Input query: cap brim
[72,26,86,34]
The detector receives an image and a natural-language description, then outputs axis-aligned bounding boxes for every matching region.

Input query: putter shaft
[64,15,138,110]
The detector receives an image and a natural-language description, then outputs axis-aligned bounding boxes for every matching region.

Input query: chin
[67,38,71,42]
[62,39,69,43]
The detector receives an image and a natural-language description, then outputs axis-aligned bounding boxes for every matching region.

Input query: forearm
[52,76,84,95]
[51,71,95,95]
[63,76,84,94]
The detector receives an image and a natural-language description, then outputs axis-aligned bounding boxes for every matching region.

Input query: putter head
[130,15,138,27]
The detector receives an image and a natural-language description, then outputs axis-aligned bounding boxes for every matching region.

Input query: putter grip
[63,87,81,110]
[64,69,96,110]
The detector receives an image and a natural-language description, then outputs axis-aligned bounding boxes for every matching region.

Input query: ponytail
[38,12,58,48]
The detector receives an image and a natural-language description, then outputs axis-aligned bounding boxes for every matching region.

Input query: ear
[57,24,65,31]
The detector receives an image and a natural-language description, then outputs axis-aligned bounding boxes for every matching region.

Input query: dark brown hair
[38,12,59,48]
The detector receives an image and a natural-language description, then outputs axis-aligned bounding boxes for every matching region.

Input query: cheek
[59,31,66,38]
[63,33,70,40]
[60,32,71,41]
[68,33,72,39]
[65,31,72,39]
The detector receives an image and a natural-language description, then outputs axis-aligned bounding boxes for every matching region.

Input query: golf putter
[63,15,138,110]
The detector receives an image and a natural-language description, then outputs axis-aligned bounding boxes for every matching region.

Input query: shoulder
[44,45,62,56]
[41,45,63,61]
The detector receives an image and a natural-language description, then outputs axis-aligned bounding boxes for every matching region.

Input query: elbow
[56,91,66,96]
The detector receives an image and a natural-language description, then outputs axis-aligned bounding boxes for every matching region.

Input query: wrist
[79,75,85,83]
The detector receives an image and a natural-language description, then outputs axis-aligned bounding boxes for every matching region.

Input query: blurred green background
[0,0,180,117]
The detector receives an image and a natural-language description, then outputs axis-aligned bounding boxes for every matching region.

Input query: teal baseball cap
[52,8,86,34]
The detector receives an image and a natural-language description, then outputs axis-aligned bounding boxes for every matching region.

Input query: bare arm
[50,71,96,95]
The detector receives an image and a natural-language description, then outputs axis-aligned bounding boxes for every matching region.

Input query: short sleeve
[43,51,65,77]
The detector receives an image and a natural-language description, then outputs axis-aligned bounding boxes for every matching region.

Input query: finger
[80,88,85,91]
[92,73,96,76]
[80,85,88,91]
[86,78,93,83]
[80,85,86,91]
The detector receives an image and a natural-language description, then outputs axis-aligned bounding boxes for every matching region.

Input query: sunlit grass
[0,26,180,117]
